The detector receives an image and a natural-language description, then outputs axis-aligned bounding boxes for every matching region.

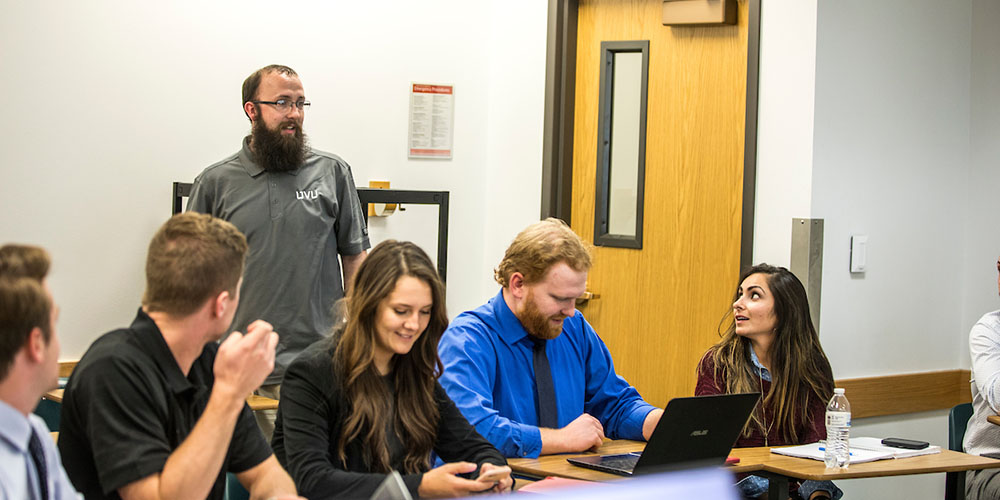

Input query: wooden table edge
[44,388,278,411]
[757,450,1000,481]
[509,445,1000,483]
[43,388,64,403]
[508,443,770,481]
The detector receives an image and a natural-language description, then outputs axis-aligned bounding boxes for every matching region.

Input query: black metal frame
[355,188,450,282]
[171,182,192,215]
[171,183,450,283]
[593,40,649,249]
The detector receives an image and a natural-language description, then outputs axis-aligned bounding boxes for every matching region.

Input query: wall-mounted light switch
[850,235,868,273]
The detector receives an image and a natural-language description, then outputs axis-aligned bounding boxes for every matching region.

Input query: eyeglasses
[252,99,311,112]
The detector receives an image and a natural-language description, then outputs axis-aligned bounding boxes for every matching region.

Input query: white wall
[0,0,548,359]
[753,0,819,267]
[812,0,972,377]
[756,0,999,497]
[481,1,548,294]
[964,0,1000,335]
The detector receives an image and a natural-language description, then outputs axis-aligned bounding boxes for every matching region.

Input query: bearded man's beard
[516,289,566,340]
[251,119,308,172]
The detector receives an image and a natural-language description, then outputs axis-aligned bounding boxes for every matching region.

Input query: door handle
[576,291,600,306]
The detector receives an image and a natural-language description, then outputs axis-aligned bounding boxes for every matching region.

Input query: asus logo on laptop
[690,430,709,437]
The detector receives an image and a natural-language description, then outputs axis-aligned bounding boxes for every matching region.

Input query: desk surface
[43,389,279,411]
[757,448,1000,481]
[508,440,771,481]
[507,440,1000,482]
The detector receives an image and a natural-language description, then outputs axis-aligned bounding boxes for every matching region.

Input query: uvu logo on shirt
[296,190,319,200]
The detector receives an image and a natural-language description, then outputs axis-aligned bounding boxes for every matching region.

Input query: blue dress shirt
[0,400,79,500]
[438,290,655,458]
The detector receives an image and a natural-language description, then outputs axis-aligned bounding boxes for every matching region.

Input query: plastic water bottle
[824,388,851,468]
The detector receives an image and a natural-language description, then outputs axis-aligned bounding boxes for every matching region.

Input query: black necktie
[531,337,559,429]
[28,429,49,500]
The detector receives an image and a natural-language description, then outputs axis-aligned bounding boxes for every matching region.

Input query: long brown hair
[333,240,447,473]
[707,264,834,442]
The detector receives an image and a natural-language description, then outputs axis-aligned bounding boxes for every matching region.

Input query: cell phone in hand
[881,437,930,450]
[477,466,511,483]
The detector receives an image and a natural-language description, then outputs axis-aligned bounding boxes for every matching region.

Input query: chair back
[225,472,249,500]
[949,402,974,452]
[33,398,61,432]
[946,402,975,500]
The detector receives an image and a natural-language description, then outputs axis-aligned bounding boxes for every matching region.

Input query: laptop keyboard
[599,455,639,471]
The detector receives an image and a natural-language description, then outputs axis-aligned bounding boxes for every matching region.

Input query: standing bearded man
[188,65,371,439]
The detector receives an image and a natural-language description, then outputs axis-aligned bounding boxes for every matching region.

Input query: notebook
[567,393,759,476]
[771,437,941,464]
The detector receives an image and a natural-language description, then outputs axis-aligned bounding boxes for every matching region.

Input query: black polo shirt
[58,308,271,499]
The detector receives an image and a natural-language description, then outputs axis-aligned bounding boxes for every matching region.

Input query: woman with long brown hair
[696,264,841,500]
[273,240,511,499]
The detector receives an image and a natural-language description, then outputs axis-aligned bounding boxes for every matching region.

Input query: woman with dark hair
[273,240,511,499]
[696,264,841,500]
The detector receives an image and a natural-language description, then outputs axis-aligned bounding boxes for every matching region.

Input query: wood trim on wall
[58,361,77,378]
[836,370,972,419]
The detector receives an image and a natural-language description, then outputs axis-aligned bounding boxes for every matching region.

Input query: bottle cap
[834,388,845,394]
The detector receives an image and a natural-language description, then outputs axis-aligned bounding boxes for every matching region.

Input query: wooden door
[571,0,748,407]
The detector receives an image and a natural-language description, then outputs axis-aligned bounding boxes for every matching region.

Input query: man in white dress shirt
[964,254,1000,499]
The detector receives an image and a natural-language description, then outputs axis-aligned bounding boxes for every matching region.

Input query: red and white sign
[408,83,454,159]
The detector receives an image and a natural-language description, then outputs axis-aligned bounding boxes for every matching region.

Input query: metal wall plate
[790,218,824,332]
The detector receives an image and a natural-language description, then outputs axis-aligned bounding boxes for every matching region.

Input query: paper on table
[770,442,892,464]
[850,437,942,458]
[770,438,941,464]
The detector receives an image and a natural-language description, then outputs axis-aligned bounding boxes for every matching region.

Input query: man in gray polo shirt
[188,64,370,438]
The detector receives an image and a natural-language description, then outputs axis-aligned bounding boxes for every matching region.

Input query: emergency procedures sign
[408,83,454,159]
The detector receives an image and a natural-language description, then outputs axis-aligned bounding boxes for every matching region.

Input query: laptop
[567,393,759,476]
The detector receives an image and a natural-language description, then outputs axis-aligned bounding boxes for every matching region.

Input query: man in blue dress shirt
[0,244,79,499]
[438,218,663,459]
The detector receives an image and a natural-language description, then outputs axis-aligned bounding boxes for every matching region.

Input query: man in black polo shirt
[58,213,302,500]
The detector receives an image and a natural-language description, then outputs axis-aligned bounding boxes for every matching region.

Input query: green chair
[946,402,974,500]
[225,472,249,500]
[33,398,61,431]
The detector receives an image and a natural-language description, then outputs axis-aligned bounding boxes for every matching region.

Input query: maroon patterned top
[694,352,827,447]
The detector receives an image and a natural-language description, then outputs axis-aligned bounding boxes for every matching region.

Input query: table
[508,440,766,482]
[507,439,1000,500]
[43,389,279,411]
